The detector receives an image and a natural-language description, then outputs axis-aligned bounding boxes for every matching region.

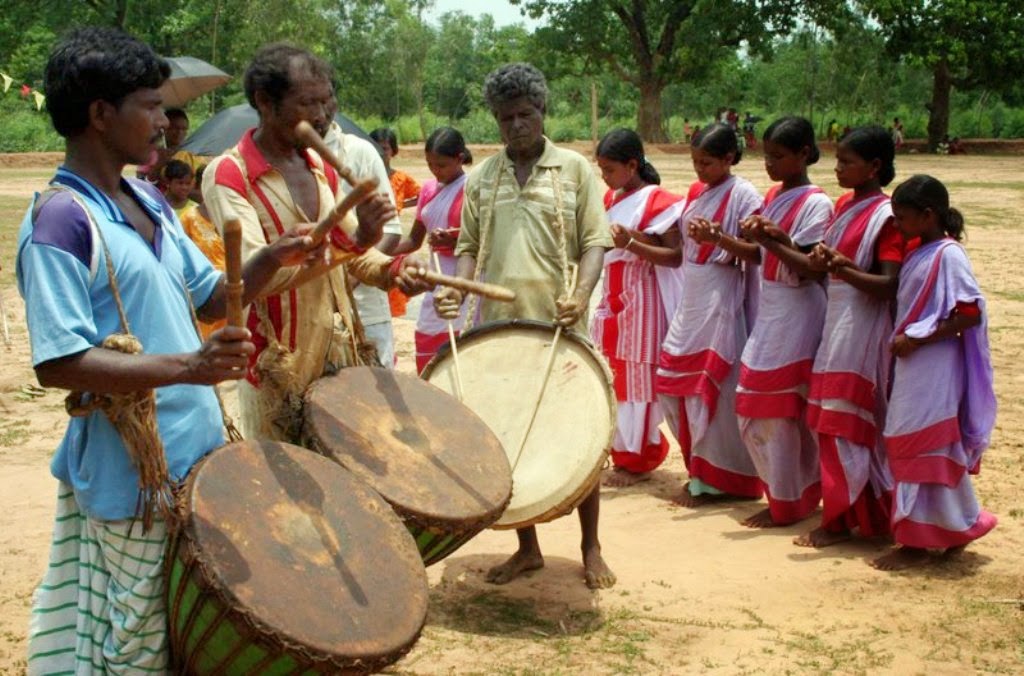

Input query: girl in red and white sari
[737,117,833,527]
[795,126,904,549]
[871,175,996,571]
[590,129,686,486]
[656,124,764,506]
[392,127,473,373]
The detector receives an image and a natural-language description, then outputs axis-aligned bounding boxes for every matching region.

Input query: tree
[512,0,815,141]
[862,0,1024,149]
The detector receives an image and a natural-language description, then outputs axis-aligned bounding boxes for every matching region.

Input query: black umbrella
[181,103,374,156]
[159,56,231,108]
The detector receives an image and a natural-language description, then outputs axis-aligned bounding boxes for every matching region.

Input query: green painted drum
[303,367,512,566]
[167,440,429,674]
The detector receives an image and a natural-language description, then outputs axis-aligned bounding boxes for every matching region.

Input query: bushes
[0,98,61,152]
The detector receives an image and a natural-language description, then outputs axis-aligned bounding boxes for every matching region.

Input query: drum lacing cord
[56,188,177,533]
[464,155,572,331]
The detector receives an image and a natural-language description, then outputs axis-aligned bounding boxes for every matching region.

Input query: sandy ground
[1,146,1022,674]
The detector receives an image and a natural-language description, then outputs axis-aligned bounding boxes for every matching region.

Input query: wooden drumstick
[511,263,579,470]
[294,120,358,188]
[432,252,465,402]
[310,178,380,246]
[222,216,245,329]
[407,267,517,303]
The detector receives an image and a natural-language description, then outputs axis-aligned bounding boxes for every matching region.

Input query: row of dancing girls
[592,121,996,569]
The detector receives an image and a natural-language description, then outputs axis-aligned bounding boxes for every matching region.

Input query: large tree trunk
[637,81,668,143]
[927,58,951,152]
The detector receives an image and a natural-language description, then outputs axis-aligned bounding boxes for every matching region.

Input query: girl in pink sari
[656,123,763,506]
[737,117,833,527]
[393,127,473,372]
[591,129,686,486]
[795,126,904,549]
[872,175,996,570]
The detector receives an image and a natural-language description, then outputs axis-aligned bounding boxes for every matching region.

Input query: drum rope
[54,188,177,533]
[464,152,505,331]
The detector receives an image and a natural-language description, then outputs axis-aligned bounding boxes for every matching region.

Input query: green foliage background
[1,0,1022,152]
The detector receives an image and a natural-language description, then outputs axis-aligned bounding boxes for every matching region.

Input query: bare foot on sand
[485,550,544,585]
[671,482,745,508]
[870,546,930,571]
[603,467,652,488]
[793,526,852,548]
[583,545,616,589]
[741,507,782,529]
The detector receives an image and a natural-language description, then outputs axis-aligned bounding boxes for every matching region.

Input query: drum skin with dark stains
[303,367,512,566]
[166,440,428,674]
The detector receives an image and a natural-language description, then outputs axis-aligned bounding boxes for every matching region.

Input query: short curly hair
[483,63,548,114]
[244,43,333,112]
[44,27,170,138]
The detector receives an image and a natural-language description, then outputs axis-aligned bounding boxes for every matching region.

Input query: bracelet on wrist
[624,237,635,251]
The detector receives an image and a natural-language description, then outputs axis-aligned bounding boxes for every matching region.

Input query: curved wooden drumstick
[432,252,464,402]
[310,179,379,246]
[222,216,245,329]
[294,120,358,188]
[511,263,579,470]
[407,267,517,303]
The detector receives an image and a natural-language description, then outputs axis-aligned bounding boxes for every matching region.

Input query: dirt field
[0,147,1022,675]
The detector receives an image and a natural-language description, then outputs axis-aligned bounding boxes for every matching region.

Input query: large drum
[303,367,512,566]
[422,320,616,529]
[167,440,428,675]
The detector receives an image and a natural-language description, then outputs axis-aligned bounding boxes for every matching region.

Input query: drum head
[185,441,428,666]
[304,368,512,529]
[423,321,615,528]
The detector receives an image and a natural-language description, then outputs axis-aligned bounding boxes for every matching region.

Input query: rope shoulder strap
[49,186,175,533]
[464,155,571,331]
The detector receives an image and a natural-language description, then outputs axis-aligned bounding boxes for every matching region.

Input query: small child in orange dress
[179,167,226,339]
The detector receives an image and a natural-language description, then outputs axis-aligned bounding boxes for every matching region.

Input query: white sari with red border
[656,175,763,496]
[592,185,684,472]
[885,238,997,548]
[807,192,896,535]
[736,184,832,523]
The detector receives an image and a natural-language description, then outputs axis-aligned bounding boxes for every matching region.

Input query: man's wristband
[388,253,408,279]
[329,226,369,256]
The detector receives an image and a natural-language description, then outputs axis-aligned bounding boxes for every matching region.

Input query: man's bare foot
[741,507,782,528]
[485,550,544,585]
[603,467,652,488]
[582,546,616,589]
[793,526,852,548]
[870,546,930,571]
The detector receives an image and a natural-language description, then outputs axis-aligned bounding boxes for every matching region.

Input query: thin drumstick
[310,178,379,246]
[432,251,464,402]
[407,267,516,303]
[294,120,359,188]
[511,263,579,470]
[222,216,245,328]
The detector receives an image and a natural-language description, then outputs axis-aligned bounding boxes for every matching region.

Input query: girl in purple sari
[872,175,997,570]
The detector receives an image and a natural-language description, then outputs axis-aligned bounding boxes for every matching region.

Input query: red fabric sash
[833,193,888,260]
[762,187,823,282]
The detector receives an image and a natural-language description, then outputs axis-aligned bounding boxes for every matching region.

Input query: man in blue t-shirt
[15,28,378,673]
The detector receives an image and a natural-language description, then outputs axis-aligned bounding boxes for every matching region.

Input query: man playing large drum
[18,29,330,672]
[203,44,425,442]
[435,63,616,589]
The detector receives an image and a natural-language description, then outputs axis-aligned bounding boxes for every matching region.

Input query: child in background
[795,126,903,549]
[737,116,833,527]
[178,166,226,339]
[656,123,764,506]
[163,159,196,219]
[370,127,421,318]
[873,174,996,570]
[391,127,472,372]
[590,129,685,487]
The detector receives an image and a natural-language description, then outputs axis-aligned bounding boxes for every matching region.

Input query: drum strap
[464,154,571,330]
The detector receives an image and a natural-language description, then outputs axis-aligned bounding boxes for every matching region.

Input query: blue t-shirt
[16,167,225,521]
